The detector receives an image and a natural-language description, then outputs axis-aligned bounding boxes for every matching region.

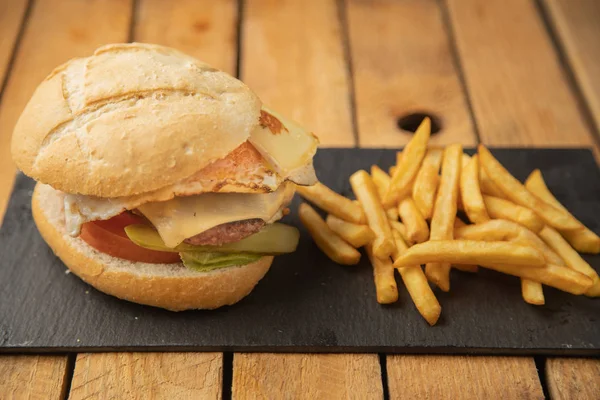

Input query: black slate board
[1,148,599,355]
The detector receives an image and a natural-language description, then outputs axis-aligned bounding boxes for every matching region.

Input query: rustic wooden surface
[232,353,383,399]
[543,0,600,133]
[0,355,69,400]
[1,0,599,398]
[242,0,354,146]
[546,357,600,400]
[70,353,223,400]
[387,356,544,399]
[347,0,476,147]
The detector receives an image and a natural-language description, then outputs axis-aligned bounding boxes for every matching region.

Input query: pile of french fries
[297,118,600,326]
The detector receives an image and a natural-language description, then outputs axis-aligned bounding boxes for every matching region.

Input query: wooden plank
[546,358,600,400]
[544,0,600,131]
[69,353,222,400]
[232,353,383,399]
[0,0,132,221]
[387,356,544,399]
[0,0,28,85]
[0,355,69,400]
[236,3,382,398]
[135,0,237,74]
[241,0,354,146]
[347,0,476,147]
[446,0,594,147]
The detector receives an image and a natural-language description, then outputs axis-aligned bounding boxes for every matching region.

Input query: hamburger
[11,43,318,310]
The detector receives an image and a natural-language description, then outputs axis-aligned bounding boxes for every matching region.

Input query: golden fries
[456,153,471,211]
[525,169,600,254]
[486,263,592,295]
[480,166,506,198]
[389,219,412,246]
[454,219,564,265]
[411,148,443,219]
[426,144,462,291]
[383,118,430,206]
[366,242,398,304]
[386,207,399,221]
[398,197,429,243]
[350,170,396,259]
[460,154,489,223]
[394,240,545,269]
[297,183,366,224]
[391,230,441,325]
[478,145,580,231]
[521,280,545,305]
[371,165,399,221]
[326,215,375,248]
[483,195,544,233]
[299,203,361,265]
[538,226,600,297]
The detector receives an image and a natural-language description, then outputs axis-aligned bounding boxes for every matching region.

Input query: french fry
[454,219,564,266]
[398,197,429,243]
[391,230,441,325]
[538,226,600,297]
[456,153,471,211]
[478,145,580,231]
[460,154,490,223]
[386,207,399,221]
[480,166,506,198]
[366,242,398,304]
[411,148,443,219]
[426,144,462,291]
[521,280,545,305]
[485,263,592,295]
[525,169,600,254]
[396,151,403,166]
[296,183,366,224]
[389,219,412,246]
[394,240,545,269]
[454,218,563,304]
[483,195,544,233]
[326,215,375,248]
[350,170,396,259]
[383,118,431,206]
[371,165,391,199]
[298,203,361,265]
[371,165,399,221]
[389,166,397,177]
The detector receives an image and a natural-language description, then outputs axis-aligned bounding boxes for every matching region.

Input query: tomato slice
[80,213,180,264]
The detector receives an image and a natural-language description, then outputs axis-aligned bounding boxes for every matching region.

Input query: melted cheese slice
[249,107,318,185]
[137,182,295,248]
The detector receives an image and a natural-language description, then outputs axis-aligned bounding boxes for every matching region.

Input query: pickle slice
[124,223,299,255]
[180,252,262,272]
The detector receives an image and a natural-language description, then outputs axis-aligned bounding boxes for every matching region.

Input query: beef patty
[184,219,266,246]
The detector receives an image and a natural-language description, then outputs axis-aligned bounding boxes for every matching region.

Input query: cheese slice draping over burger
[11,43,318,311]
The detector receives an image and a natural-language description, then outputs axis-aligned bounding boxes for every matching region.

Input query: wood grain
[544,0,600,131]
[241,0,354,146]
[0,355,69,400]
[446,0,594,147]
[387,356,543,399]
[232,353,383,399]
[135,0,237,74]
[0,0,28,85]
[546,357,600,400]
[69,353,222,399]
[0,0,132,221]
[347,0,476,147]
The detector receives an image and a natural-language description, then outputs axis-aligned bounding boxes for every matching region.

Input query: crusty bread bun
[32,182,273,311]
[12,43,262,198]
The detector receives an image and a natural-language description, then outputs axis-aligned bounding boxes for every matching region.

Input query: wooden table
[1,0,599,398]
